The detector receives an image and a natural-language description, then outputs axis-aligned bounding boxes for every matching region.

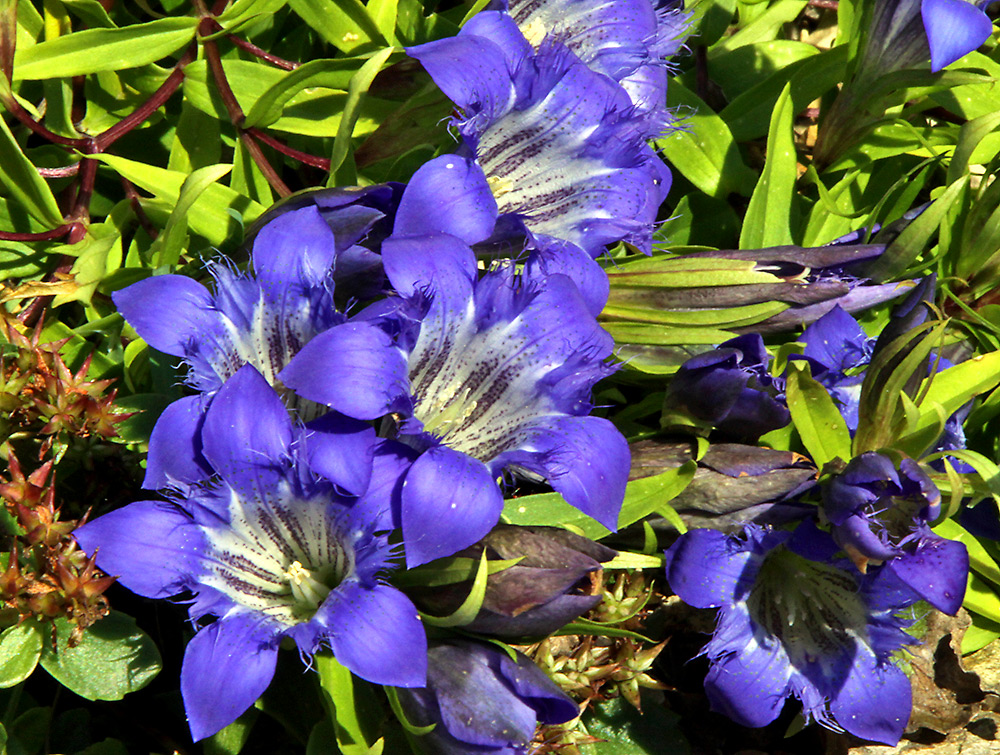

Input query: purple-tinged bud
[409,525,616,638]
[395,640,579,755]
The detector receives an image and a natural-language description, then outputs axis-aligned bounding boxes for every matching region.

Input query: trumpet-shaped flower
[74,366,426,741]
[280,233,629,567]
[114,200,388,489]
[402,11,671,312]
[822,452,968,613]
[395,639,579,755]
[494,0,691,114]
[664,521,921,744]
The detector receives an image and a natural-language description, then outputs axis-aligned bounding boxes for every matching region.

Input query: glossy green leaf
[0,115,65,227]
[948,108,1000,185]
[963,571,1000,624]
[243,58,359,128]
[40,612,162,701]
[581,695,689,755]
[711,0,807,53]
[419,550,490,627]
[214,0,288,33]
[502,462,696,538]
[92,154,264,245]
[0,621,43,688]
[327,46,397,185]
[287,0,386,53]
[785,362,852,469]
[13,17,197,80]
[658,82,755,198]
[152,163,234,268]
[315,653,384,755]
[739,82,796,248]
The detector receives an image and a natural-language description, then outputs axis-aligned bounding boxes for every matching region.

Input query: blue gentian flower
[280,233,629,567]
[74,366,426,741]
[493,0,691,114]
[402,11,671,313]
[822,452,968,613]
[666,334,790,442]
[922,0,997,71]
[864,0,996,74]
[664,521,920,744]
[114,204,379,489]
[793,305,874,432]
[395,639,578,755]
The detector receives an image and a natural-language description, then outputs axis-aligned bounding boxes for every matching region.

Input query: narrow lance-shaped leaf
[12,16,198,80]
[785,362,852,469]
[739,81,797,248]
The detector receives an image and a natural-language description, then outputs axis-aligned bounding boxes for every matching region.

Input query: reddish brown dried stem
[37,164,81,178]
[225,33,299,70]
[247,128,331,170]
[201,21,291,196]
[119,176,159,240]
[0,226,73,242]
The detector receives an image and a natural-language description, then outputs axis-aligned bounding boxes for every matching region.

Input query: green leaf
[864,175,969,280]
[51,227,122,307]
[13,17,197,80]
[315,653,384,755]
[204,709,259,755]
[581,695,690,755]
[214,0,288,33]
[383,686,434,736]
[739,81,796,248]
[39,612,162,701]
[91,154,264,246]
[502,462,696,538]
[711,0,807,53]
[785,362,852,469]
[327,46,397,185]
[0,115,65,227]
[287,0,386,53]
[963,571,1000,624]
[151,163,234,268]
[419,550,490,627]
[0,621,43,688]
[243,57,360,129]
[657,82,755,198]
[948,108,1000,185]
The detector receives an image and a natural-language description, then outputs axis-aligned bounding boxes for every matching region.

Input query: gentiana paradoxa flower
[74,366,426,741]
[281,233,629,567]
[664,521,923,744]
[114,201,388,490]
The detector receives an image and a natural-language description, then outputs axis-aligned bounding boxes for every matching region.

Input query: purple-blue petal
[201,365,292,495]
[888,535,968,614]
[181,615,279,741]
[143,394,212,490]
[381,232,478,302]
[393,156,498,244]
[800,305,869,374]
[829,656,910,744]
[251,205,337,303]
[303,412,377,497]
[704,636,790,728]
[922,0,994,71]
[664,529,757,609]
[401,445,505,567]
[74,500,202,599]
[318,582,427,687]
[113,275,218,357]
[280,321,411,420]
[513,416,627,531]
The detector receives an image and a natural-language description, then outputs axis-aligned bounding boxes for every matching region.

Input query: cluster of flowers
[69,0,995,749]
[74,0,690,748]
[664,286,971,744]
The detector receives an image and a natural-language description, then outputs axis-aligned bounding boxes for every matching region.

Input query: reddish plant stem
[119,176,159,240]
[225,33,299,70]
[95,43,197,150]
[0,226,73,242]
[201,22,291,197]
[37,164,81,178]
[2,99,86,148]
[247,128,331,170]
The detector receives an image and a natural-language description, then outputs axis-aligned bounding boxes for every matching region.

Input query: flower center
[521,17,547,48]
[284,560,335,613]
[747,547,870,666]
